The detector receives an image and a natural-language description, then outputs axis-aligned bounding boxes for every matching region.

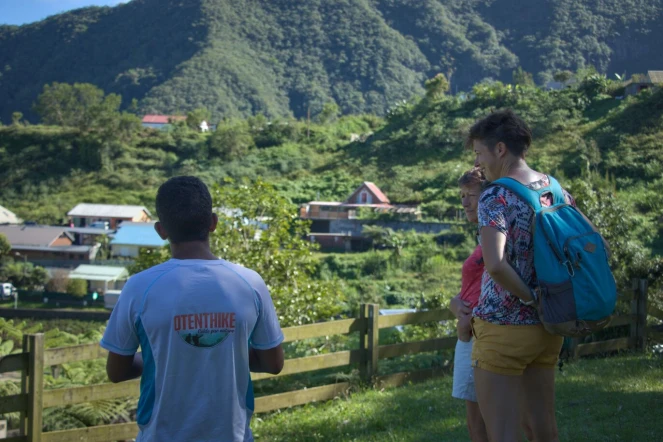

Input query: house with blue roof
[110,222,168,258]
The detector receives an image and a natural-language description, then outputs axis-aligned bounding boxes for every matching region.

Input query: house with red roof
[300,182,420,251]
[141,114,187,130]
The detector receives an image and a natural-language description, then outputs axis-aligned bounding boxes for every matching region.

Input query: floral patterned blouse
[474,176,575,325]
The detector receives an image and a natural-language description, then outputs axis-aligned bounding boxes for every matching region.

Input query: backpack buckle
[563,260,575,277]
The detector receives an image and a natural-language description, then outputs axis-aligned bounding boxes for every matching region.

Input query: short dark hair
[156,176,213,244]
[458,167,486,188]
[465,109,532,157]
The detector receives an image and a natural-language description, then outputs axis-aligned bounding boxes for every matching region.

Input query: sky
[0,0,130,26]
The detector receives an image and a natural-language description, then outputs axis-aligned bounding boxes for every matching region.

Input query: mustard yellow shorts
[470,317,563,376]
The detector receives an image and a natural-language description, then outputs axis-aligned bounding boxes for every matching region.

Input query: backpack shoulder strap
[490,175,566,210]
[546,176,567,205]
[490,177,541,210]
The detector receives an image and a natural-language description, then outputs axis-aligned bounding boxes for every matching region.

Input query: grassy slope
[252,353,663,441]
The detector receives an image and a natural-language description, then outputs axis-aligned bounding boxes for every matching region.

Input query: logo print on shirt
[173,313,236,348]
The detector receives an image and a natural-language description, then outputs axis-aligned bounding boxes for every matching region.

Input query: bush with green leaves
[66,278,88,298]
[131,179,345,326]
[0,261,49,291]
[566,173,654,294]
[209,179,345,325]
[208,120,255,161]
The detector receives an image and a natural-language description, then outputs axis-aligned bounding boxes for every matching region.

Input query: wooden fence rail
[0,278,655,441]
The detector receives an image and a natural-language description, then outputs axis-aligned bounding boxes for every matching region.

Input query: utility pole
[307,105,311,140]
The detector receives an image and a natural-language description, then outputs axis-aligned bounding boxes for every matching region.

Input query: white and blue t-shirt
[100,258,284,442]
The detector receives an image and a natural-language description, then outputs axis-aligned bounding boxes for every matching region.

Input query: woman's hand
[457,313,472,342]
[450,295,472,319]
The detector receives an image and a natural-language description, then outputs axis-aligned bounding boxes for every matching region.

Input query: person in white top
[101,176,284,442]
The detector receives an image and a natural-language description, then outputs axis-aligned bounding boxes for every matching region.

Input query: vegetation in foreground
[252,353,663,441]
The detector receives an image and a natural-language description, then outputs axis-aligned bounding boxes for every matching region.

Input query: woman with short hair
[449,166,488,442]
[468,109,576,442]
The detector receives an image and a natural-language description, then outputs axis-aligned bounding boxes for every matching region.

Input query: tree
[209,179,345,326]
[46,269,70,293]
[1,262,49,291]
[567,174,651,292]
[11,112,23,125]
[579,74,609,99]
[424,73,450,100]
[33,82,123,131]
[316,101,340,124]
[208,121,255,161]
[362,226,408,265]
[513,67,535,87]
[0,234,10,258]
[129,246,172,275]
[97,235,112,261]
[127,179,345,326]
[186,108,212,130]
[66,278,88,297]
[554,71,574,83]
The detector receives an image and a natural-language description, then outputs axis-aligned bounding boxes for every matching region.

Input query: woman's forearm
[486,261,534,303]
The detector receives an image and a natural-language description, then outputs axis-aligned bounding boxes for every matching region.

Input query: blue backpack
[492,176,617,337]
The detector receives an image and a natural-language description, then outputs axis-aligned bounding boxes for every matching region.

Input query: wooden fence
[0,279,658,442]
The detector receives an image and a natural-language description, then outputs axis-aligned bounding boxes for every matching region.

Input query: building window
[360,192,369,203]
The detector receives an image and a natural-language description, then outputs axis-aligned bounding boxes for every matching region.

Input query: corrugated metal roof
[648,71,663,84]
[110,222,168,247]
[69,265,129,282]
[67,203,152,218]
[0,224,70,247]
[141,114,187,124]
[0,205,21,224]
[65,227,115,235]
[12,244,93,253]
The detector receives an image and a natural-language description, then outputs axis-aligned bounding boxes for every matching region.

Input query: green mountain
[1,0,662,122]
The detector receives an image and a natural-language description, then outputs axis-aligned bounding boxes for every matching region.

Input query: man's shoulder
[217,259,266,292]
[123,261,179,295]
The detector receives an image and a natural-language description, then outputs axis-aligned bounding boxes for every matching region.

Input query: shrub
[66,279,88,297]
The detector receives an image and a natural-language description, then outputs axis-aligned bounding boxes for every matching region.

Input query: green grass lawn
[252,353,663,441]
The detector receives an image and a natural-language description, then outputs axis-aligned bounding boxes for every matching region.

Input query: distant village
[1,170,450,300]
[5,68,663,302]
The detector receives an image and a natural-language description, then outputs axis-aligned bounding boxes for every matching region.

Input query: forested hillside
[1,0,662,121]
[1,72,661,246]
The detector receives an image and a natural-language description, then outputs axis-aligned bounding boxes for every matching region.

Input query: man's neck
[170,241,218,260]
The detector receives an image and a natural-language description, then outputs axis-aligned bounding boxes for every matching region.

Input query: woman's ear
[495,141,509,158]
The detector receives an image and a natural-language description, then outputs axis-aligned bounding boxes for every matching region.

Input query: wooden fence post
[26,334,44,442]
[568,337,580,360]
[359,304,380,382]
[20,335,29,437]
[367,304,379,381]
[637,279,649,351]
[359,304,368,381]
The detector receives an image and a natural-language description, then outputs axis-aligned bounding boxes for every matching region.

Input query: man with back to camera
[100,176,284,441]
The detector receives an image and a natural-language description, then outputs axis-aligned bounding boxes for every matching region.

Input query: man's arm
[249,344,284,374]
[106,352,144,383]
[480,226,535,303]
